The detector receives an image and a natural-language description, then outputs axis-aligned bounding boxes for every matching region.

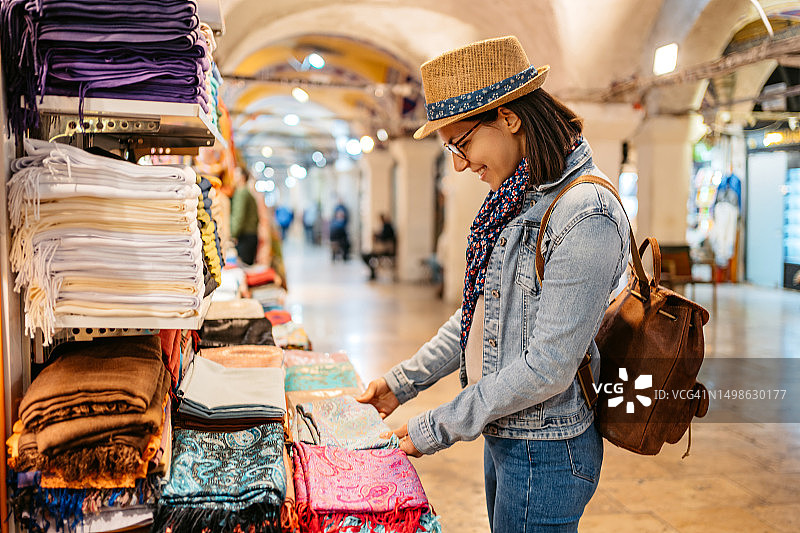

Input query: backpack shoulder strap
[534,175,650,298]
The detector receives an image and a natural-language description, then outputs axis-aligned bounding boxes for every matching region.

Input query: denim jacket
[384,139,631,455]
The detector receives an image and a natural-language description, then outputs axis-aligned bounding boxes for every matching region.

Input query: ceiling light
[263,167,275,178]
[289,164,307,179]
[345,138,362,156]
[265,180,275,192]
[254,161,266,173]
[653,43,678,76]
[261,146,273,158]
[292,87,309,103]
[307,53,325,69]
[360,135,375,153]
[763,131,784,147]
[312,151,325,163]
[315,157,327,168]
[285,176,298,188]
[376,129,389,142]
[254,180,269,192]
[283,114,300,126]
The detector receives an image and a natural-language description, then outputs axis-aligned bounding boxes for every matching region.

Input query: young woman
[358,36,631,531]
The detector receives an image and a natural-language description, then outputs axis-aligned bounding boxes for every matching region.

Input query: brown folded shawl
[17,370,170,482]
[19,335,163,431]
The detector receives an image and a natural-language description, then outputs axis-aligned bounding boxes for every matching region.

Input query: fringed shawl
[292,442,431,533]
[296,396,399,451]
[154,423,285,533]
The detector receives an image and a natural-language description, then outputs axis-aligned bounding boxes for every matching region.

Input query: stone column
[359,148,394,253]
[389,138,441,282]
[569,102,644,186]
[439,168,488,304]
[633,114,706,244]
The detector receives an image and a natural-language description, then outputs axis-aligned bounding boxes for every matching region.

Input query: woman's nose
[451,152,469,172]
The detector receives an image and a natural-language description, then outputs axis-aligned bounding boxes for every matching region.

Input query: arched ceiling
[215,0,800,173]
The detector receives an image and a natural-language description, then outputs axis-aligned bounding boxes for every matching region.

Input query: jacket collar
[522,138,593,210]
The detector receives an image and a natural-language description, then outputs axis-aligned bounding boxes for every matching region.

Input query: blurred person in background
[230,165,260,265]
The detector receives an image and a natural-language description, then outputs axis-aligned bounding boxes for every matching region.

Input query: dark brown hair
[469,89,583,187]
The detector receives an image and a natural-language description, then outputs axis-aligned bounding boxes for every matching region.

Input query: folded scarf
[19,335,163,431]
[251,285,287,309]
[292,442,431,533]
[27,367,169,458]
[272,322,312,351]
[296,396,399,451]
[287,388,364,411]
[177,356,286,420]
[285,362,360,392]
[159,329,183,389]
[198,345,284,368]
[8,141,207,343]
[264,309,292,326]
[154,423,285,533]
[199,317,275,348]
[7,470,161,533]
[246,267,278,287]
[283,350,350,368]
[16,388,168,486]
[173,414,283,433]
[38,420,163,489]
[205,298,265,321]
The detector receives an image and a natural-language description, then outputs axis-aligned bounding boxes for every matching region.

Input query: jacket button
[488,338,497,348]
[498,237,507,246]
[491,289,500,298]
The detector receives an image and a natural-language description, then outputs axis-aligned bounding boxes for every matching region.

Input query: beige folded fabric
[205,298,264,320]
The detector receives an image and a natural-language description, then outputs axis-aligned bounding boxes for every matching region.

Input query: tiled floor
[283,241,800,532]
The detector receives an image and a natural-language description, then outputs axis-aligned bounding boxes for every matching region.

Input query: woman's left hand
[389,424,422,457]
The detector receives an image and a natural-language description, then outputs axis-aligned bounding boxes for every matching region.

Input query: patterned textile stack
[295,396,400,450]
[7,470,162,533]
[285,360,361,393]
[7,140,206,344]
[0,0,218,135]
[5,335,172,531]
[154,423,286,533]
[292,442,440,533]
[284,351,361,408]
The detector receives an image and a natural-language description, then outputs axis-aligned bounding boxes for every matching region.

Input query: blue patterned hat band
[425,65,539,121]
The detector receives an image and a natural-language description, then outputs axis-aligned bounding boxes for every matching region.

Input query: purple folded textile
[1,0,215,135]
[35,0,197,18]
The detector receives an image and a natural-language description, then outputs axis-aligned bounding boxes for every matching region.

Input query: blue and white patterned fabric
[154,423,285,533]
[425,65,539,120]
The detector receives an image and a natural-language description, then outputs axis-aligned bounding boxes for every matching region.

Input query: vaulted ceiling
[215,0,800,171]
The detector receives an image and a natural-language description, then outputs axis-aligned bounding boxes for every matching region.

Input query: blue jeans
[483,422,603,532]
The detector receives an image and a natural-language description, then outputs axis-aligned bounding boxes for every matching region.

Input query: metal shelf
[37,95,226,149]
[53,294,213,331]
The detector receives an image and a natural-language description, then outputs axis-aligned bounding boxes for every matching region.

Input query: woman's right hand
[356,378,400,419]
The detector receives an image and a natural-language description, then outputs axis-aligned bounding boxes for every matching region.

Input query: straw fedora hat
[413,36,549,139]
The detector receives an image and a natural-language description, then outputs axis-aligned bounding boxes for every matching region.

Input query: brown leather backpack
[535,175,710,456]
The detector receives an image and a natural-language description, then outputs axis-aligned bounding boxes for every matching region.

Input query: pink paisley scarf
[292,442,429,533]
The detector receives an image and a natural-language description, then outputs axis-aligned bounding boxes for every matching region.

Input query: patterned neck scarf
[460,158,530,352]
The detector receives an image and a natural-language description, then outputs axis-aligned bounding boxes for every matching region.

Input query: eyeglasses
[443,121,482,159]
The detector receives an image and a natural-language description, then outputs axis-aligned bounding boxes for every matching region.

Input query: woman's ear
[497,107,522,134]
